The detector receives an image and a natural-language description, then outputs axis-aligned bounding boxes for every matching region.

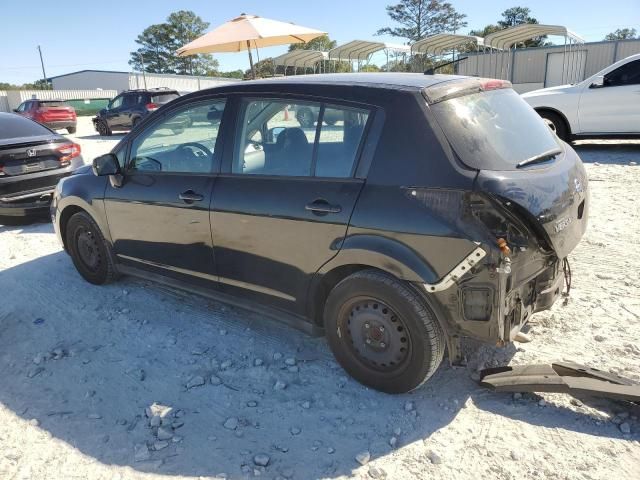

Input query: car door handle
[179,190,204,203]
[305,200,342,214]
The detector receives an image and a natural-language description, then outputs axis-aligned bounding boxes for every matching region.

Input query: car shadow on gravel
[573,141,640,165]
[0,251,632,479]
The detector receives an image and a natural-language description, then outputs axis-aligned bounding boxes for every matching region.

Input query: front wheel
[538,111,569,142]
[324,270,445,393]
[66,212,118,285]
[96,120,112,136]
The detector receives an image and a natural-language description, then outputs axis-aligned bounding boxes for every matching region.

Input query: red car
[14,99,77,134]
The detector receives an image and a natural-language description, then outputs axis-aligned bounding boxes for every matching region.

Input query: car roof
[239,73,468,91]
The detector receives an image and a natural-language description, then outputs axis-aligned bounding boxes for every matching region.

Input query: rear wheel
[538,110,569,142]
[324,270,445,393]
[131,117,141,129]
[66,212,118,285]
[96,120,112,137]
[67,126,76,134]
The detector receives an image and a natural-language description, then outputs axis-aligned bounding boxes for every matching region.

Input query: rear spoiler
[423,78,512,105]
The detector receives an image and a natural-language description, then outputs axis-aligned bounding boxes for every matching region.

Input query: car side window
[316,105,370,178]
[110,96,123,109]
[122,94,137,108]
[605,60,640,87]
[128,99,226,174]
[15,102,26,112]
[233,99,319,177]
[233,98,370,178]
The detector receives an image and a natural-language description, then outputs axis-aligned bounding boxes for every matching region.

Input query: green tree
[359,64,381,72]
[288,34,337,52]
[217,70,245,79]
[376,0,468,43]
[245,58,276,79]
[129,10,219,76]
[604,28,638,41]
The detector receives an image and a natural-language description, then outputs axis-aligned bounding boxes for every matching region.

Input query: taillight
[57,143,81,165]
[146,103,158,112]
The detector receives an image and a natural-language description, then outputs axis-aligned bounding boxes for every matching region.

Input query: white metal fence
[0,91,9,113]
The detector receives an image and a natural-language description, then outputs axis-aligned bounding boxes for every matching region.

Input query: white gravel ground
[0,117,639,479]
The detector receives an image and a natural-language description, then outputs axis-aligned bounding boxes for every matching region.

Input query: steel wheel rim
[341,297,411,372]
[76,226,101,271]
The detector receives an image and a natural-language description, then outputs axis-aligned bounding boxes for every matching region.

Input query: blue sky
[0,0,638,84]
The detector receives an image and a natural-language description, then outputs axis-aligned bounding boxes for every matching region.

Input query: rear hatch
[37,100,76,122]
[426,79,588,258]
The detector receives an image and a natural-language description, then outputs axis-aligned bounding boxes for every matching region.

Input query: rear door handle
[179,190,204,203]
[305,200,342,214]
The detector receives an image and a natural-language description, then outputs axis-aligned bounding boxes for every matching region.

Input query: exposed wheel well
[311,264,376,326]
[59,205,87,250]
[534,107,571,136]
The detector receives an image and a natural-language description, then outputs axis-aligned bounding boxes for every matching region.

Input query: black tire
[296,107,315,128]
[324,270,445,393]
[67,126,76,134]
[131,117,141,129]
[96,120,112,137]
[66,212,118,285]
[538,110,569,142]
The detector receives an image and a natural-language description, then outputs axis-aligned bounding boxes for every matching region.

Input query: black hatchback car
[52,74,588,393]
[0,113,82,221]
[92,88,180,136]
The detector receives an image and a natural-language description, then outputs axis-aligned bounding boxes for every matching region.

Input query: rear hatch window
[428,84,560,171]
[40,101,70,108]
[151,93,179,105]
[0,115,52,139]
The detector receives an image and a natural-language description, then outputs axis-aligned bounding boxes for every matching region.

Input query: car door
[103,97,228,286]
[578,59,640,133]
[104,94,125,129]
[211,96,373,314]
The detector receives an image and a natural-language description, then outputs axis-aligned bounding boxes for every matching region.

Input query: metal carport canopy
[328,40,409,61]
[411,34,485,55]
[484,24,585,50]
[273,50,328,68]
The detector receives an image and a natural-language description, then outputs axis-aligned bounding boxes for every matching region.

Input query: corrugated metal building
[457,39,640,93]
[50,70,237,93]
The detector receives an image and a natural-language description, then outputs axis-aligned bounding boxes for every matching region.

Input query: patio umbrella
[176,14,326,79]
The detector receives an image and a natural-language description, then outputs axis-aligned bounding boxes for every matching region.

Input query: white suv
[523,53,640,141]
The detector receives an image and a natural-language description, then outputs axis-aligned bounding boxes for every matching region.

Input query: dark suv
[92,88,180,135]
[52,74,588,393]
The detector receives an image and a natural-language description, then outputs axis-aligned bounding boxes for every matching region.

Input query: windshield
[430,88,560,171]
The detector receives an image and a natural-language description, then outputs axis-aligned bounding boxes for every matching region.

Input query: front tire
[66,212,118,285]
[96,120,112,136]
[324,270,445,393]
[538,110,569,142]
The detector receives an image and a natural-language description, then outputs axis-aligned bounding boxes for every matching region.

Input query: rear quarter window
[430,88,560,171]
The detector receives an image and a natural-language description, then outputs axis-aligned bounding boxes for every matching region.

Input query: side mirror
[268,126,286,143]
[589,75,604,89]
[92,153,120,176]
